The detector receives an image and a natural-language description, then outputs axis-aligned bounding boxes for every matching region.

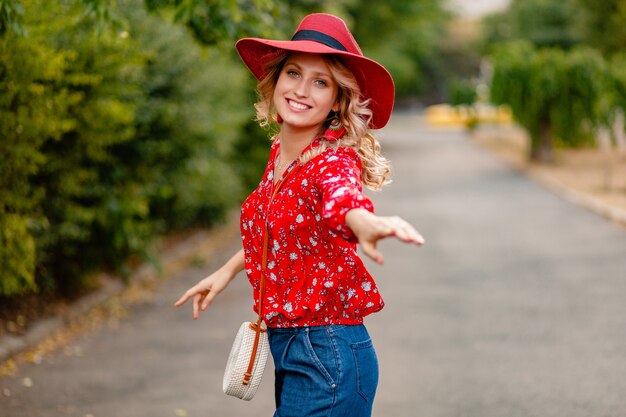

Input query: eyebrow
[284,62,332,78]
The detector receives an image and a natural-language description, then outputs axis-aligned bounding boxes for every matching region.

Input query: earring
[276,113,283,123]
[323,114,346,141]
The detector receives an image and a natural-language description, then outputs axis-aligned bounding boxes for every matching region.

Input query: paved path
[2,112,626,417]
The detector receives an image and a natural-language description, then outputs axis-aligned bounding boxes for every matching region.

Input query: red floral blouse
[240,138,384,328]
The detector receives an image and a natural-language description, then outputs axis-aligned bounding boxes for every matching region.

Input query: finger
[390,225,411,242]
[174,289,196,307]
[361,240,384,264]
[174,293,188,307]
[201,288,218,311]
[412,231,425,246]
[393,226,424,245]
[192,293,204,320]
[402,225,425,245]
[387,219,425,246]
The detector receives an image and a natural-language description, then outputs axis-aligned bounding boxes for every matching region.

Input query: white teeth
[288,100,309,111]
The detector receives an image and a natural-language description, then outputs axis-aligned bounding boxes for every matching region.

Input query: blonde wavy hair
[254,51,391,191]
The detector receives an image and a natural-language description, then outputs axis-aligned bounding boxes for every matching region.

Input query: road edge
[0,211,241,365]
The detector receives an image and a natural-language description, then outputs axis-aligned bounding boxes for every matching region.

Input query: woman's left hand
[345,208,425,264]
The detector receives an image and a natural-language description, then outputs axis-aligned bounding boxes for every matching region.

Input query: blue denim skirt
[267,324,378,417]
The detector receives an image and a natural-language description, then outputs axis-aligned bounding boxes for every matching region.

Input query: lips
[287,99,311,111]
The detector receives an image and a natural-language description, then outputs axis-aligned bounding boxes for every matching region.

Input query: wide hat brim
[235,38,395,129]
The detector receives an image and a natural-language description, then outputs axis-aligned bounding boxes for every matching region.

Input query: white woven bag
[222,321,270,400]
[222,161,299,400]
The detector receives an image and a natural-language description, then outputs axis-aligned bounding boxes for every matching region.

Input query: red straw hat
[235,13,395,129]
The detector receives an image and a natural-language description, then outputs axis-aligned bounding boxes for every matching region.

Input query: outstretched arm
[345,208,424,265]
[174,248,245,319]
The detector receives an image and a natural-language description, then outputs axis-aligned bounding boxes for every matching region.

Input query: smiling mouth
[287,99,311,111]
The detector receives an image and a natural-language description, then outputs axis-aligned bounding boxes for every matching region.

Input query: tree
[575,0,626,56]
[490,41,605,162]
[144,0,285,45]
[342,0,450,99]
[0,0,286,40]
[481,0,580,51]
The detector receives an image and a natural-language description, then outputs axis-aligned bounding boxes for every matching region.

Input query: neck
[278,125,320,160]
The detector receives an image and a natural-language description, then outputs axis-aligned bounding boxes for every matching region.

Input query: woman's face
[273,52,339,134]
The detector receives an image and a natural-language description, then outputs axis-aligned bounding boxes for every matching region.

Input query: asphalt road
[2,112,626,417]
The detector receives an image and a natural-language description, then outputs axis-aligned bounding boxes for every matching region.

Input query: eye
[286,69,299,78]
[314,79,328,87]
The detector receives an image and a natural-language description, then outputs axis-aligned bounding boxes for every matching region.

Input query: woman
[175,13,424,417]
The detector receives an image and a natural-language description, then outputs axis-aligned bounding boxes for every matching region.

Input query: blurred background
[1,0,625,349]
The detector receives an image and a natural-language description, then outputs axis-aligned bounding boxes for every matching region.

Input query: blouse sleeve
[316,147,374,242]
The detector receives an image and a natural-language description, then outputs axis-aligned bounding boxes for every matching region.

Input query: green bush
[0,214,37,295]
[0,0,260,298]
[0,22,72,296]
[28,3,146,295]
[125,6,249,229]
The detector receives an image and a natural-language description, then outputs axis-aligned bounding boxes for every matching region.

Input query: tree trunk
[613,108,626,156]
[597,127,614,190]
[530,121,554,163]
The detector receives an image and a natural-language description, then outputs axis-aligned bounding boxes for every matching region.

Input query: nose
[294,79,310,98]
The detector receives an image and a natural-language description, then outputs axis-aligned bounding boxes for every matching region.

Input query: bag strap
[242,163,299,385]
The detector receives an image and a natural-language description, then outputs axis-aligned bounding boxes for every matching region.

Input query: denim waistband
[267,324,349,334]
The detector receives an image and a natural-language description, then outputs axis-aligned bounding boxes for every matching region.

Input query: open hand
[174,270,230,319]
[346,208,425,264]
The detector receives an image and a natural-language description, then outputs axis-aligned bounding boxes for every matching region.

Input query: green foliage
[80,0,125,35]
[610,54,626,112]
[482,0,626,57]
[117,4,248,230]
[0,0,455,100]
[575,0,626,56]
[0,215,37,295]
[0,0,254,297]
[145,0,295,46]
[26,2,145,294]
[342,0,450,98]
[230,117,274,195]
[490,41,606,161]
[0,22,72,296]
[447,78,477,106]
[481,0,580,51]
[591,53,626,129]
[0,0,294,41]
[0,0,25,35]
[552,47,606,144]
